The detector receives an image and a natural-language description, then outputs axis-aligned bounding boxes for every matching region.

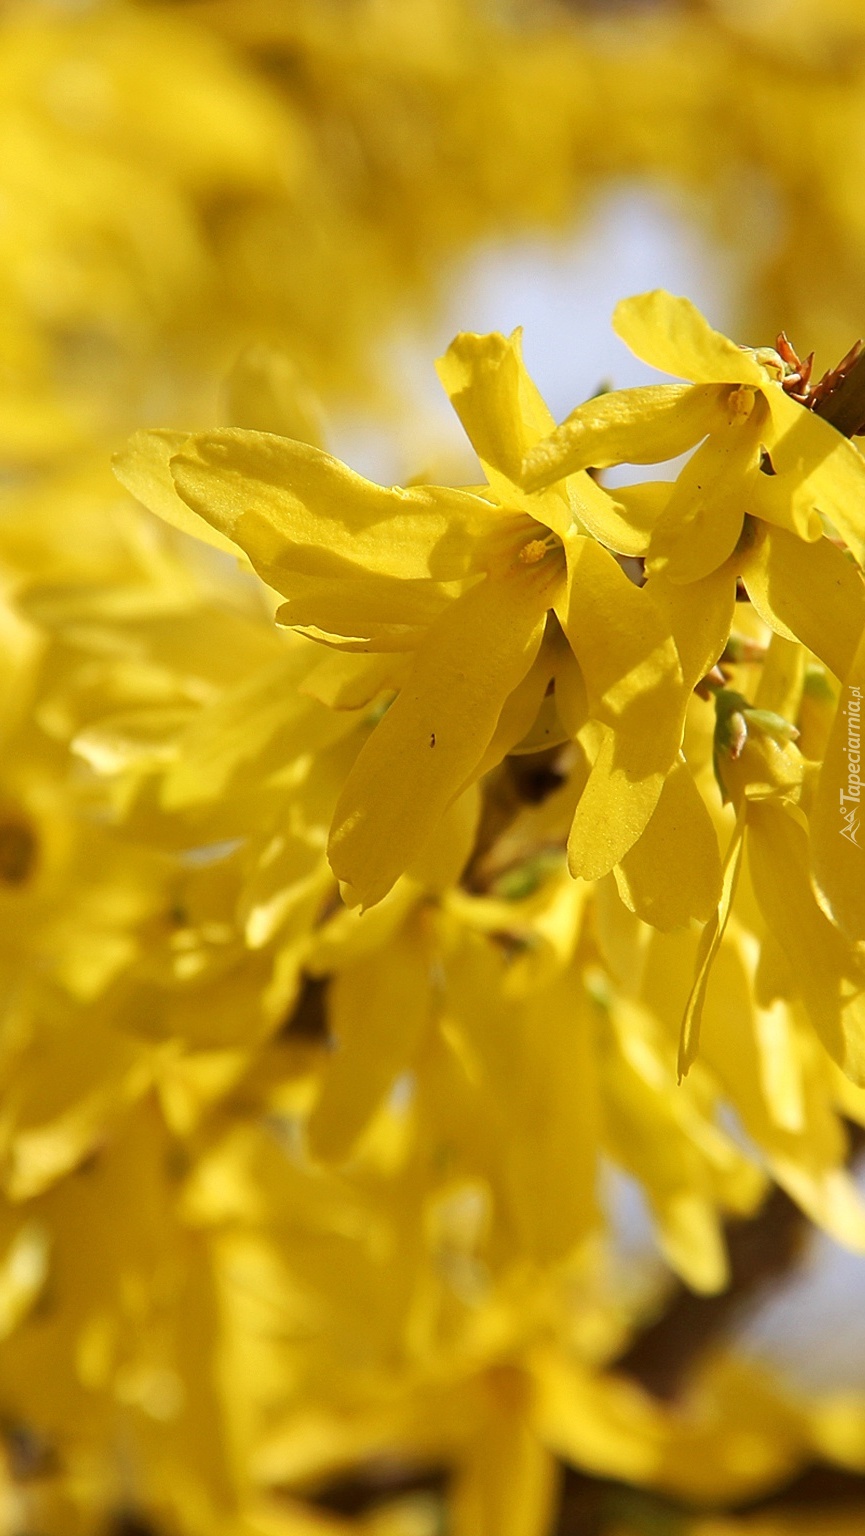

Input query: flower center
[518,533,560,565]
[726,384,757,424]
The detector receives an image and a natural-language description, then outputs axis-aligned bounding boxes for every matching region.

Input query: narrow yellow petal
[451,1371,559,1536]
[567,733,665,881]
[558,536,684,736]
[328,563,556,908]
[436,328,556,485]
[114,429,246,559]
[678,813,746,1079]
[754,632,806,720]
[533,1354,659,1484]
[565,472,670,559]
[465,638,557,787]
[552,643,588,739]
[436,329,574,536]
[407,784,481,893]
[445,942,599,1262]
[0,1222,48,1341]
[758,386,865,564]
[582,480,674,560]
[273,568,455,645]
[647,421,759,583]
[521,383,723,491]
[300,650,407,711]
[224,344,324,444]
[741,523,865,682]
[649,562,738,690]
[558,537,689,878]
[307,924,430,1162]
[162,652,349,810]
[748,801,865,1083]
[613,290,766,385]
[170,430,498,592]
[616,761,721,931]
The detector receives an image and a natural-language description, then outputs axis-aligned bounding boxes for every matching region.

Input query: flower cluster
[4,2,865,1534]
[3,283,865,1533]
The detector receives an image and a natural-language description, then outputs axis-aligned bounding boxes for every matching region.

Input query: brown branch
[613,1184,805,1402]
[615,1122,865,1404]
[554,1463,865,1535]
[814,345,865,437]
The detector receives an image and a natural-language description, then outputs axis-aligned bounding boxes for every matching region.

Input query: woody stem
[815,348,865,437]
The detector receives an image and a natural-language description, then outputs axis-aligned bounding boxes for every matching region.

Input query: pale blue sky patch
[331,183,741,485]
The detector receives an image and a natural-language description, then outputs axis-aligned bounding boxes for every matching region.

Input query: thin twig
[814,346,865,437]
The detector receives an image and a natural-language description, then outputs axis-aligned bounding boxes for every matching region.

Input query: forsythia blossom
[110,289,865,1527]
[6,2,865,1533]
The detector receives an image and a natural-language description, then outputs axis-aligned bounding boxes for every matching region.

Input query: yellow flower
[0,1103,246,1536]
[522,290,865,580]
[119,327,729,909]
[679,650,865,1087]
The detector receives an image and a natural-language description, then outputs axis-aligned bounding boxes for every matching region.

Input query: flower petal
[450,1368,559,1536]
[567,732,666,881]
[161,652,352,811]
[300,650,407,711]
[273,569,458,646]
[613,291,766,386]
[649,563,738,690]
[328,563,556,908]
[558,536,684,732]
[558,537,688,878]
[566,474,671,559]
[521,384,723,491]
[170,430,499,591]
[615,761,721,931]
[436,328,575,539]
[748,801,865,1084]
[678,813,746,1080]
[647,423,759,583]
[758,388,865,564]
[578,480,673,559]
[740,523,865,682]
[224,344,324,444]
[465,633,558,787]
[436,328,556,485]
[307,920,431,1162]
[114,430,247,559]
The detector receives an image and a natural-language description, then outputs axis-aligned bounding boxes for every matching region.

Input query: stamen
[727,385,756,424]
[519,534,558,565]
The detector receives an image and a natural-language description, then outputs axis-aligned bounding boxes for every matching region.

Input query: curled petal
[437,327,556,485]
[170,430,500,591]
[614,290,766,386]
[114,429,247,559]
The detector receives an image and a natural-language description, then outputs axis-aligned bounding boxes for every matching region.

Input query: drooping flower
[522,290,865,579]
[117,327,723,910]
